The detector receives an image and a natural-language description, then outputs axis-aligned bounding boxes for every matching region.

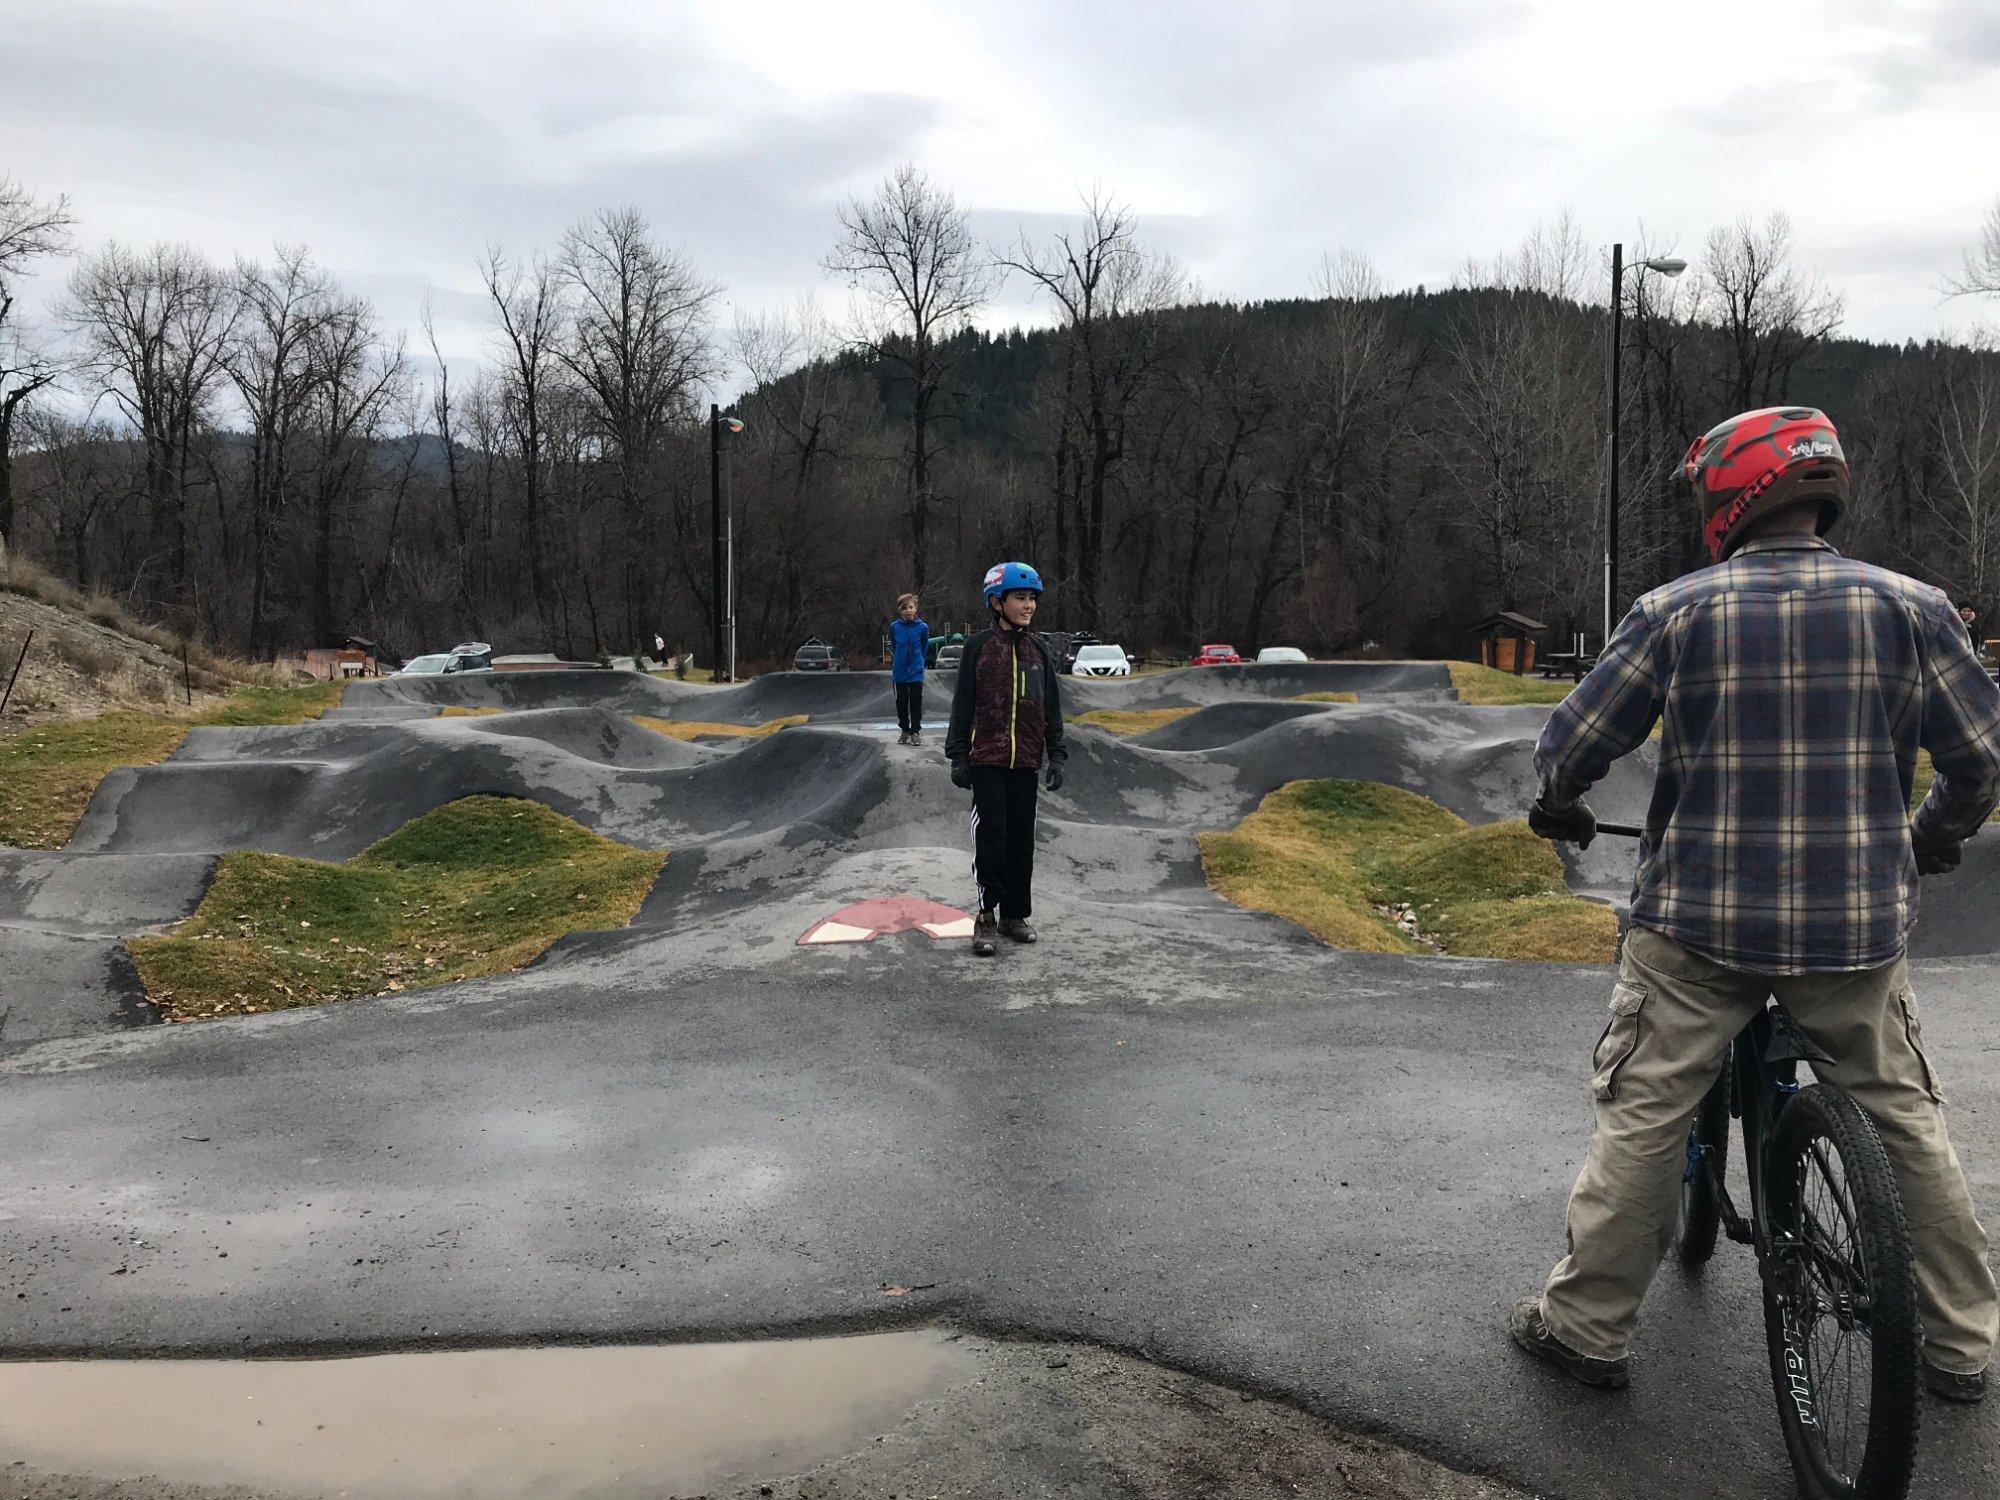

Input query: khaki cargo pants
[1539,925,1999,1375]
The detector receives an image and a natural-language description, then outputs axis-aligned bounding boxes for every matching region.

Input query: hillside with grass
[1199,779,1617,962]
[129,796,665,1020]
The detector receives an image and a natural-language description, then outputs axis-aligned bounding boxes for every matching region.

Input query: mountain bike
[1597,821,1921,1500]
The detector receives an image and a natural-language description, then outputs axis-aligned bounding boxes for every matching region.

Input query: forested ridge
[3,170,1996,667]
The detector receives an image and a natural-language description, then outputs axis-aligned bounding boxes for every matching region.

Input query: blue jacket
[889,616,929,683]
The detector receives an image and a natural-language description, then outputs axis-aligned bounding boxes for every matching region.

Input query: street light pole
[1602,244,1687,649]
[709,403,725,682]
[1604,243,1624,651]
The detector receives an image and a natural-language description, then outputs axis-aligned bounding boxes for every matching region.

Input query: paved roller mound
[4,660,2000,1500]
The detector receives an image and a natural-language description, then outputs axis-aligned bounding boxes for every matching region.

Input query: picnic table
[1537,651,1598,682]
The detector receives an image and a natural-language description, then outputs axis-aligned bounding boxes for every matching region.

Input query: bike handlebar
[1594,821,1645,839]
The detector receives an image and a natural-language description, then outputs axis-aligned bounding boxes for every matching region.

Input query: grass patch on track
[439,705,502,718]
[1447,662,1575,706]
[1075,706,1200,736]
[1288,691,1358,703]
[1198,778,1618,962]
[128,795,665,1020]
[632,713,807,741]
[0,680,349,850]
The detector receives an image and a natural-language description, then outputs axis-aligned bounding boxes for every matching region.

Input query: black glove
[950,757,973,790]
[1913,833,1962,876]
[1044,759,1065,793]
[1528,796,1597,850]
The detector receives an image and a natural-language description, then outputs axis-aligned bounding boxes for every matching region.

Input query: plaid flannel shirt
[1536,536,2000,973]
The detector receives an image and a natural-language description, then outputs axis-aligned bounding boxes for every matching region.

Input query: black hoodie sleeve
[943,634,981,761]
[1040,634,1066,761]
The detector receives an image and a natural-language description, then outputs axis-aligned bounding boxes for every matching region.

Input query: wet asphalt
[1,664,1995,1499]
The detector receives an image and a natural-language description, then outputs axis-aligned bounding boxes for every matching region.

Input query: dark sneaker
[1508,1299,1629,1391]
[999,918,1038,944]
[971,911,999,957]
[1924,1360,1987,1404]
[897,730,912,745]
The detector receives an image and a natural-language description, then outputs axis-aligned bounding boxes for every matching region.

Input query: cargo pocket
[1591,982,1648,1102]
[1896,989,1945,1104]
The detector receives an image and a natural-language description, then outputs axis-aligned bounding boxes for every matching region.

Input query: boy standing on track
[890,593,929,746]
[1516,406,2000,1403]
[944,561,1067,958]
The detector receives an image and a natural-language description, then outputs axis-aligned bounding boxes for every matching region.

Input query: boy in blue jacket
[889,593,929,745]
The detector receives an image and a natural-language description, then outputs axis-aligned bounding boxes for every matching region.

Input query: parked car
[934,642,964,672]
[396,652,453,676]
[1190,643,1241,666]
[1255,646,1309,664]
[442,642,493,673]
[1071,643,1132,678]
[792,636,849,672]
[1057,630,1101,673]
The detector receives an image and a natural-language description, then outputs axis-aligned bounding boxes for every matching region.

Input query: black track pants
[895,680,924,733]
[969,766,1038,920]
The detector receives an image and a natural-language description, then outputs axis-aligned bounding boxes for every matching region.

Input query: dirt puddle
[0,1330,978,1499]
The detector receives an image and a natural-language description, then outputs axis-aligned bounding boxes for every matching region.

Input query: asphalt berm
[2,661,1995,1498]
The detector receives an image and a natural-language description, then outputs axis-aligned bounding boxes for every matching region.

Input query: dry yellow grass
[632,713,807,741]
[1447,661,1575,706]
[438,705,502,718]
[1076,706,1200,736]
[1289,692,1358,703]
[1199,779,1618,963]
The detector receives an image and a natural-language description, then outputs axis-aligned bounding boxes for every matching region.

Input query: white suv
[1072,644,1133,677]
[1255,646,1308,664]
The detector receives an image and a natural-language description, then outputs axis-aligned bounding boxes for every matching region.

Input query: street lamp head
[724,417,745,434]
[1642,257,1688,277]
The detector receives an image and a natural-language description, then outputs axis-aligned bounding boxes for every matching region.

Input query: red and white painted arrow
[797,896,975,946]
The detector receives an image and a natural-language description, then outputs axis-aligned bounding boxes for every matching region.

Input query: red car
[1190,643,1242,666]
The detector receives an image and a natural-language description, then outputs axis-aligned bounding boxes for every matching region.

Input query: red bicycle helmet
[1684,406,1848,564]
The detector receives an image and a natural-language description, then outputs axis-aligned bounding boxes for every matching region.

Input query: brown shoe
[1508,1299,1629,1391]
[1924,1360,1987,1404]
[999,918,1038,944]
[971,911,998,957]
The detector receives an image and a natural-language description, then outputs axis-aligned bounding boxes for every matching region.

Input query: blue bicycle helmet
[982,560,1043,604]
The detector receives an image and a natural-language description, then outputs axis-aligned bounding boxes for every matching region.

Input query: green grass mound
[129,796,665,1021]
[1198,779,1617,962]
[1447,662,1575,706]
[0,680,349,850]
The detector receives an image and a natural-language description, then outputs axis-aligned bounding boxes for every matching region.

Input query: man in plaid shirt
[1510,406,2000,1404]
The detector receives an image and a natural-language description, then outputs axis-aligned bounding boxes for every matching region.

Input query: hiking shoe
[1924,1361,1987,1404]
[971,911,999,957]
[1508,1299,1629,1391]
[897,730,912,745]
[999,918,1038,944]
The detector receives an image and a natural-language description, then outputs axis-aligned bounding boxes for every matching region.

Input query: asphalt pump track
[1,662,1995,1498]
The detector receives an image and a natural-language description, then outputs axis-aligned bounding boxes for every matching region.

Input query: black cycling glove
[1528,796,1597,850]
[949,757,973,790]
[1044,759,1065,793]
[1913,832,1963,876]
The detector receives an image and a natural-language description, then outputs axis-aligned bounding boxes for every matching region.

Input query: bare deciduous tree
[0,176,78,559]
[556,207,719,649]
[65,241,237,619]
[1001,191,1183,626]
[1700,212,1844,410]
[826,164,996,590]
[1945,197,2000,300]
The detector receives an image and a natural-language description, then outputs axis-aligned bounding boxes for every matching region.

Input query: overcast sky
[5,0,1998,390]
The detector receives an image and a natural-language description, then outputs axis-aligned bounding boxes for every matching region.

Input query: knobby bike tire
[1677,1065,1731,1267]
[1760,1084,1920,1500]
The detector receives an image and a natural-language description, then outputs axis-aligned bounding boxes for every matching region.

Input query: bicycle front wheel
[1761,1084,1920,1500]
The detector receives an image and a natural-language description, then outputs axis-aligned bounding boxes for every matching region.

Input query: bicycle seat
[1762,1004,1837,1067]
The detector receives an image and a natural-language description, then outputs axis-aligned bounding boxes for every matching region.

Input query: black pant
[970,766,1038,920]
[895,680,925,733]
